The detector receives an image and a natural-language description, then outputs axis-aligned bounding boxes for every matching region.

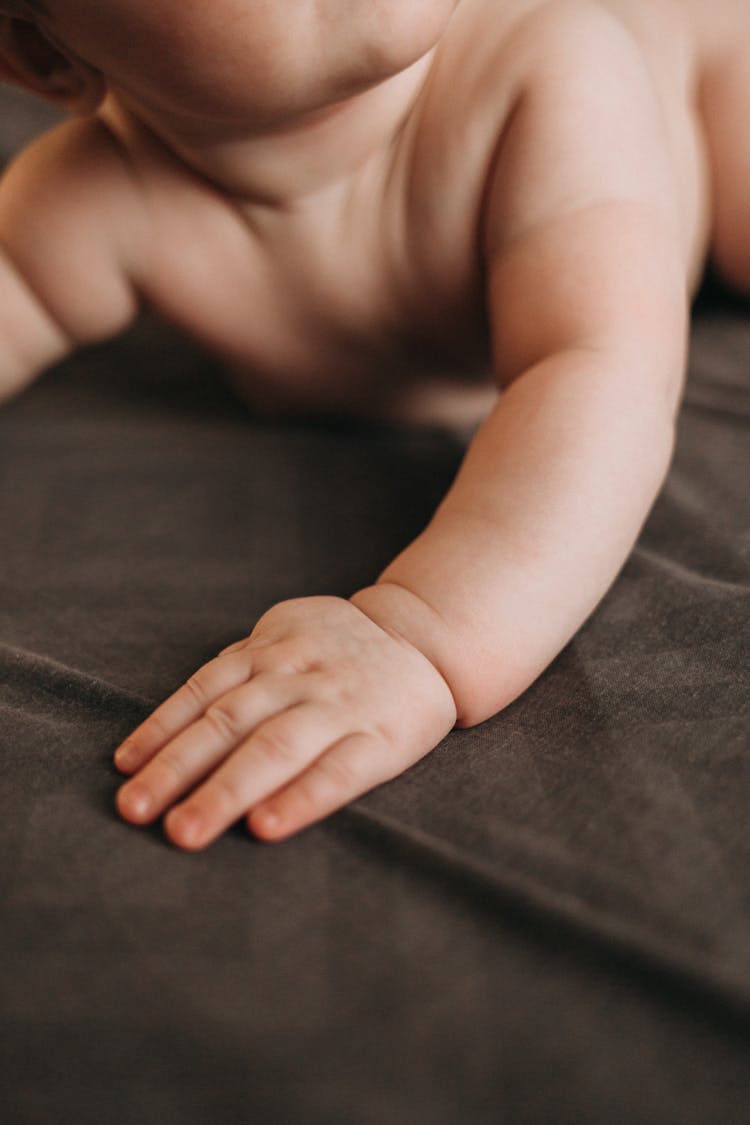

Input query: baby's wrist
[349,582,458,721]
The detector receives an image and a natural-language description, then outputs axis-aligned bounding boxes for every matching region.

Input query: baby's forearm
[352,346,680,726]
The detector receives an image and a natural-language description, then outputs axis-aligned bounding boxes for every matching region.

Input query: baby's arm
[115,9,689,847]
[359,10,690,724]
[0,118,145,400]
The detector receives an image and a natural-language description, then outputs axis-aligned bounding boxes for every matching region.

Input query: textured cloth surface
[1,91,749,1124]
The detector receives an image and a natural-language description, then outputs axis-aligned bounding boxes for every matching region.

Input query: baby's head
[0,1,459,127]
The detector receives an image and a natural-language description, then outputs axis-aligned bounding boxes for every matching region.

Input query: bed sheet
[1,89,749,1124]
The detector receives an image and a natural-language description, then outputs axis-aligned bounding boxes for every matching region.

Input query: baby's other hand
[114,596,457,849]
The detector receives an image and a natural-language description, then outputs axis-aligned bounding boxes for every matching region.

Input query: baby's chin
[349,0,461,77]
[44,0,462,137]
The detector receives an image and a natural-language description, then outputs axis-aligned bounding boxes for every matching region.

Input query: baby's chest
[141,170,489,384]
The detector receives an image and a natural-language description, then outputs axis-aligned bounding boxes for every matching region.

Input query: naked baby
[0,0,747,849]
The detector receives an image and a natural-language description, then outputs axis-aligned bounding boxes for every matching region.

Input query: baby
[0,0,747,850]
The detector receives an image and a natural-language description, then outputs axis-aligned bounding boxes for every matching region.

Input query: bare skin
[0,0,748,848]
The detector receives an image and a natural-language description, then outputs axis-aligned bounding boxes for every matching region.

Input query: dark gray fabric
[1,90,749,1124]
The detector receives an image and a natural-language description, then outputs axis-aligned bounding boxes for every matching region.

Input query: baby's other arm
[0,117,147,401]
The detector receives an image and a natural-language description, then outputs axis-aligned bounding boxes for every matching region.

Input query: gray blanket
[1,88,749,1124]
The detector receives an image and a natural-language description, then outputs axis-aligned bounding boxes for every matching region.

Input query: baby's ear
[0,16,105,114]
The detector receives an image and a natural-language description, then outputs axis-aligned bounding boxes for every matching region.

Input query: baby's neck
[107,52,434,210]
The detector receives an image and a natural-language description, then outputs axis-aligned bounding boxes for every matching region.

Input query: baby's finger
[114,649,253,774]
[115,674,302,826]
[248,731,390,841]
[163,703,343,851]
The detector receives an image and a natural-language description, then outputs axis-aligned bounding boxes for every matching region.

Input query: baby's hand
[114,596,457,849]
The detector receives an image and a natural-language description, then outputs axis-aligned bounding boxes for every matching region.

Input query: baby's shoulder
[1,114,139,217]
[0,112,152,286]
[407,0,643,213]
[426,0,648,110]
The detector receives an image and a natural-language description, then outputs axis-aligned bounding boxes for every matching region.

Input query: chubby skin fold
[0,0,748,847]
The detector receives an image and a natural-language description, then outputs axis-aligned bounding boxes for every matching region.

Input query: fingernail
[114,742,137,770]
[253,808,280,835]
[120,782,152,819]
[166,807,203,848]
